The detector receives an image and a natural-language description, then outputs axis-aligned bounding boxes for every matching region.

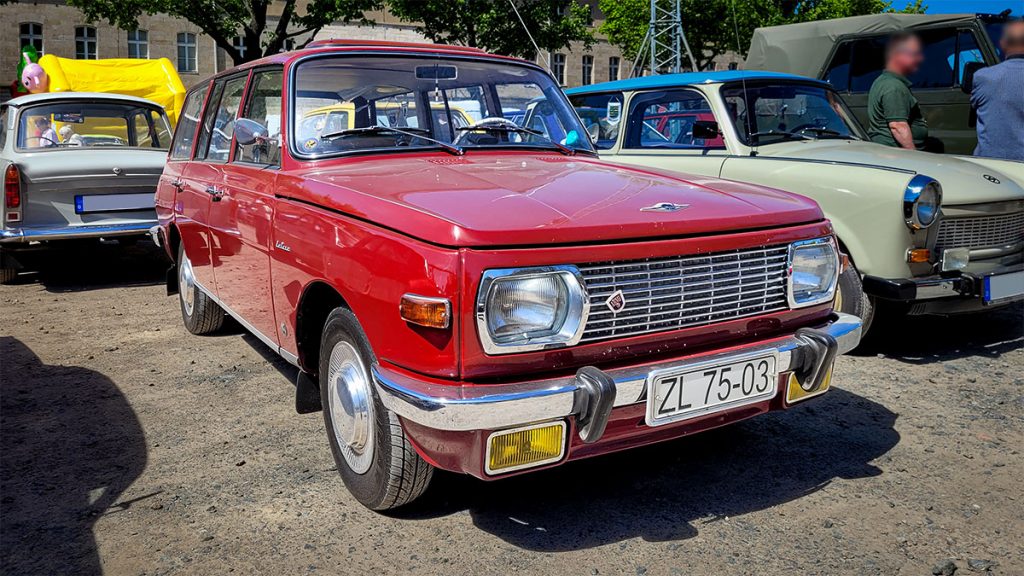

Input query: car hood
[759,140,1024,205]
[289,152,823,247]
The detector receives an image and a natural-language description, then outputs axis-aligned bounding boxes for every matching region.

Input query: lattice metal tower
[631,0,698,77]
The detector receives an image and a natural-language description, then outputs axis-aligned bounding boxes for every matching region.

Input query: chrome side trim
[193,278,301,368]
[0,222,155,244]
[374,312,863,432]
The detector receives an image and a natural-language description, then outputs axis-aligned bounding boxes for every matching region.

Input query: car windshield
[721,82,864,146]
[291,55,593,157]
[16,101,172,151]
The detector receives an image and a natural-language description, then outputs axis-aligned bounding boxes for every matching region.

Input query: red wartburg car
[153,40,863,510]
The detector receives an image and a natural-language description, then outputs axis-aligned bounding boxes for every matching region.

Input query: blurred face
[1002,22,1024,56]
[889,36,923,75]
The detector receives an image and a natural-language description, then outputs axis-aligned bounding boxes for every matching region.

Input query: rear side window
[624,89,724,150]
[235,68,283,165]
[170,84,209,160]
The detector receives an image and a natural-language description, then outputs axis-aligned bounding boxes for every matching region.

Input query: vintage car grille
[935,211,1024,252]
[578,245,790,343]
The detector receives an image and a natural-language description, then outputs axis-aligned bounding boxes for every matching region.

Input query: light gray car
[1,92,172,283]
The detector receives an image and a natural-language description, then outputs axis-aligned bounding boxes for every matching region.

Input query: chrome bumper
[374,312,862,442]
[0,222,155,244]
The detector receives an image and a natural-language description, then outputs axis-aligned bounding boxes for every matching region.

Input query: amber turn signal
[486,421,566,474]
[399,294,451,329]
[907,248,931,263]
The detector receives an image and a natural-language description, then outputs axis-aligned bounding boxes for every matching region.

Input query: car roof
[564,70,828,95]
[6,91,161,108]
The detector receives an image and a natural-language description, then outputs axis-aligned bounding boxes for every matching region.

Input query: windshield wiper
[748,129,814,143]
[796,127,853,139]
[319,125,463,156]
[456,118,574,156]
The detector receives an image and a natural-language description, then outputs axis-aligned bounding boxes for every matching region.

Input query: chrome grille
[935,211,1024,252]
[579,245,790,343]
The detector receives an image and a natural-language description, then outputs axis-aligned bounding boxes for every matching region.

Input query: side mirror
[692,120,720,140]
[961,61,986,94]
[234,118,268,146]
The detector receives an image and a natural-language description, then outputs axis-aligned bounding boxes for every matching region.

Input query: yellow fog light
[485,421,566,475]
[786,364,833,404]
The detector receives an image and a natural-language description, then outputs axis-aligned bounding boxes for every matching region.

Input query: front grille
[935,211,1024,252]
[578,245,790,343]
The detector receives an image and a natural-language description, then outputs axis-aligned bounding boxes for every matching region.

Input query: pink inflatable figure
[20,54,49,93]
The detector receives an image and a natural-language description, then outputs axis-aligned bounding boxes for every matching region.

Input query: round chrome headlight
[903,175,942,230]
[476,266,590,354]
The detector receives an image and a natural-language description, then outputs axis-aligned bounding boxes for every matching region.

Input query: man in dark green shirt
[867,32,928,150]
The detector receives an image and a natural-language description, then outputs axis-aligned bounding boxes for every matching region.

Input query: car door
[206,68,282,344]
[184,74,248,300]
[162,82,217,289]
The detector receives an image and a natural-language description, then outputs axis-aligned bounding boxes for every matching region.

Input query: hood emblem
[605,290,626,314]
[984,174,1001,184]
[641,202,689,212]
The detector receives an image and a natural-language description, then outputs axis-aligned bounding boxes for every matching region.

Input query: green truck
[745,12,1013,155]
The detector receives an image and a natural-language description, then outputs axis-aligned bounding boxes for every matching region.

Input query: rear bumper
[0,222,155,244]
[374,312,862,475]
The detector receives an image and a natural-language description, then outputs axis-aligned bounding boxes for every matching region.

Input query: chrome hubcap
[327,341,375,474]
[179,251,196,316]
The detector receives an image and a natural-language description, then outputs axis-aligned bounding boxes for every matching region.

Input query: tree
[65,0,383,65]
[387,0,596,60]
[599,0,928,73]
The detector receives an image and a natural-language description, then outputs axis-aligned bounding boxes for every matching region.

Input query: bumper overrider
[374,312,862,477]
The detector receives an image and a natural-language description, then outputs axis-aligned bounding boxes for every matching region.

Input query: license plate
[74,193,154,214]
[646,351,778,427]
[984,271,1024,303]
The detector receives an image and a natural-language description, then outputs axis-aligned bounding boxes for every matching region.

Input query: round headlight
[476,267,590,354]
[903,175,943,230]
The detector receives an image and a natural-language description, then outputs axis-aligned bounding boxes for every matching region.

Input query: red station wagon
[153,40,863,510]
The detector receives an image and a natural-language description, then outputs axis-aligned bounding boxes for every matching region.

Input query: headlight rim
[903,175,943,230]
[476,265,590,355]
[787,236,840,309]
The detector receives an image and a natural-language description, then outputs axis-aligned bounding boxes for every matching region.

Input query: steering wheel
[452,117,519,147]
[24,136,61,147]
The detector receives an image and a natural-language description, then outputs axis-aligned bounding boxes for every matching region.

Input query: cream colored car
[564,72,1024,332]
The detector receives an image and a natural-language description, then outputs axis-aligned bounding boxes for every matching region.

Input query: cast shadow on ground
[396,387,898,552]
[856,302,1022,364]
[6,239,167,293]
[0,337,149,575]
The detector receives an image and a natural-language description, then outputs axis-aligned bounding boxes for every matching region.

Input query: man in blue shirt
[971,20,1024,161]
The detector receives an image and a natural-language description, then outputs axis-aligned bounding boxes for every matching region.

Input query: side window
[0,105,7,150]
[235,68,283,165]
[169,84,209,160]
[909,28,959,88]
[624,90,723,150]
[824,42,852,92]
[199,75,247,162]
[568,92,624,150]
[848,37,887,93]
[955,30,983,85]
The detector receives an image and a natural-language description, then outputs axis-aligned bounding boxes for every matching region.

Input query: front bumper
[863,263,1024,311]
[0,222,155,244]
[375,312,861,445]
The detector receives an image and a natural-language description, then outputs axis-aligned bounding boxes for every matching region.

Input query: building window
[283,38,296,52]
[582,55,593,85]
[232,36,247,60]
[75,26,97,60]
[551,53,566,86]
[19,23,44,54]
[728,62,739,71]
[609,57,620,82]
[177,32,198,73]
[127,29,149,59]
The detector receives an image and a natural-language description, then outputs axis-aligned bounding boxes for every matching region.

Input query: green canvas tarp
[744,13,978,77]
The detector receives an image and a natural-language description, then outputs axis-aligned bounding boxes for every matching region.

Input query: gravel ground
[1,241,1022,576]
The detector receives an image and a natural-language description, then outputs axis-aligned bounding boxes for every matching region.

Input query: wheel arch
[294,280,351,375]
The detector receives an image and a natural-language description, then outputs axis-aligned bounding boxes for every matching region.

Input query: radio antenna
[508,0,553,74]
[731,0,757,157]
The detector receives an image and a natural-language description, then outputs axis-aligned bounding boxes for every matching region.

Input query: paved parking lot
[1,242,1022,575]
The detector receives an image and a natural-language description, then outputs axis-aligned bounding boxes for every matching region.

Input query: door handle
[171,178,184,190]
[205,185,226,201]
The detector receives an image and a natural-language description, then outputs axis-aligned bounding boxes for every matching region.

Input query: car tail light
[4,164,21,222]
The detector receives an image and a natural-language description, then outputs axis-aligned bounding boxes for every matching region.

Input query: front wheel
[835,263,874,337]
[319,308,432,510]
[177,243,224,334]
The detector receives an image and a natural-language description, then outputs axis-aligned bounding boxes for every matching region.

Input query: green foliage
[387,0,595,59]
[65,0,382,64]
[599,0,928,72]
